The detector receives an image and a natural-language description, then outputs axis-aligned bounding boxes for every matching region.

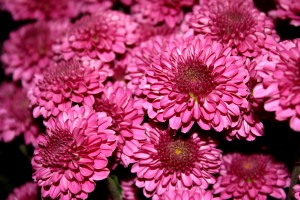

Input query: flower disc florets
[53,10,139,63]
[189,0,279,57]
[32,105,116,200]
[29,60,105,118]
[131,123,222,197]
[143,35,249,133]
[213,153,290,200]
[1,20,69,87]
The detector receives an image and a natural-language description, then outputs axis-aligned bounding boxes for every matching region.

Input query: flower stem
[107,176,122,200]
[287,138,300,200]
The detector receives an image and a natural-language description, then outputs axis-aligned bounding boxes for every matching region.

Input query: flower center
[41,128,77,169]
[174,58,216,98]
[214,6,255,38]
[231,155,266,182]
[156,133,198,173]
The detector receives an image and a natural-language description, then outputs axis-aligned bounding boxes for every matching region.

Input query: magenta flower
[226,59,264,141]
[1,20,69,88]
[1,0,81,21]
[32,105,116,200]
[253,39,300,132]
[6,182,39,200]
[77,0,112,14]
[125,35,171,96]
[294,182,300,200]
[143,35,249,133]
[28,60,105,118]
[94,81,146,167]
[226,109,264,141]
[131,0,195,28]
[131,123,222,197]
[152,187,215,200]
[0,82,39,146]
[189,0,279,58]
[120,176,139,200]
[53,10,139,63]
[213,153,290,200]
[269,0,300,26]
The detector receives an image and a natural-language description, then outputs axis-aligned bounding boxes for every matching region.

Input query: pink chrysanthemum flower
[53,10,139,63]
[28,60,105,118]
[0,82,39,146]
[226,109,264,141]
[213,153,290,200]
[269,0,300,26]
[152,187,214,200]
[1,20,69,88]
[120,176,139,200]
[226,60,264,141]
[189,0,279,58]
[1,0,80,21]
[294,181,300,200]
[32,105,116,200]
[6,182,39,200]
[126,35,172,96]
[131,0,195,28]
[77,0,112,14]
[253,39,300,132]
[94,81,145,167]
[131,123,222,197]
[135,22,177,43]
[143,35,249,133]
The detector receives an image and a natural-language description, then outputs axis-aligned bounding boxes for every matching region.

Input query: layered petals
[131,123,222,197]
[32,105,116,200]
[213,153,290,200]
[142,35,249,133]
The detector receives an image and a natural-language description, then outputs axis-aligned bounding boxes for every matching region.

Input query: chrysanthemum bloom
[135,22,177,43]
[6,182,39,200]
[213,153,290,200]
[253,39,300,132]
[94,81,145,167]
[131,0,195,28]
[189,0,279,58]
[1,0,81,21]
[131,123,222,197]
[226,59,264,141]
[28,60,105,118]
[0,82,39,146]
[294,182,300,200]
[226,109,264,141]
[77,0,112,14]
[120,176,140,200]
[269,0,300,26]
[1,20,69,88]
[143,35,249,133]
[125,35,171,96]
[152,187,214,200]
[53,10,139,63]
[32,105,116,200]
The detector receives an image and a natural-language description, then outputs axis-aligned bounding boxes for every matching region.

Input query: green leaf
[107,175,122,200]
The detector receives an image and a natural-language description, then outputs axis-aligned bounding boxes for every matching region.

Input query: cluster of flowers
[0,0,299,199]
